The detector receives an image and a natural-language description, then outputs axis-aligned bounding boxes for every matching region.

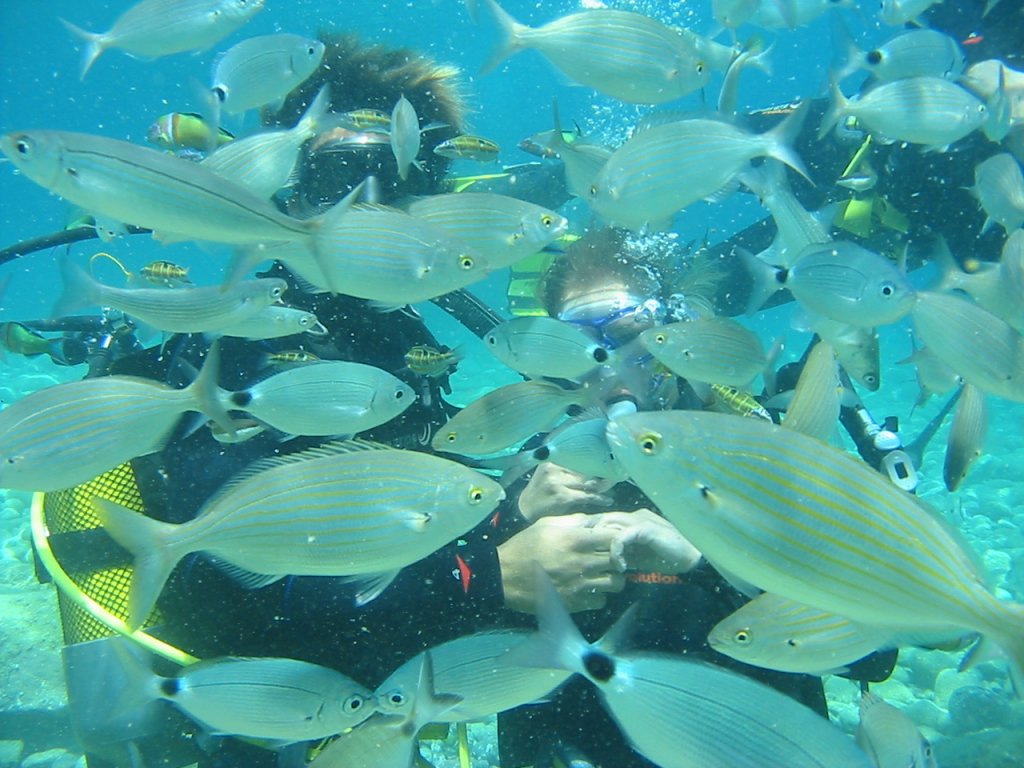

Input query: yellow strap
[840,135,873,178]
[457,722,471,768]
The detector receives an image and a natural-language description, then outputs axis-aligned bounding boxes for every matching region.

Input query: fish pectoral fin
[340,571,401,606]
[210,559,285,590]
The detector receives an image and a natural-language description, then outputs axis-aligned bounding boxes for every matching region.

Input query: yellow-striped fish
[139,259,192,287]
[943,383,988,492]
[94,440,505,630]
[147,112,235,152]
[0,344,231,491]
[606,410,1024,692]
[432,380,587,456]
[336,108,392,132]
[264,349,321,366]
[404,345,462,378]
[433,134,501,162]
[639,318,767,387]
[710,384,771,422]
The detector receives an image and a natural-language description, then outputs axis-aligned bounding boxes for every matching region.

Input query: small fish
[589,106,809,231]
[484,316,611,381]
[483,1,714,104]
[95,440,505,630]
[211,33,325,115]
[0,344,231,492]
[209,416,266,444]
[983,63,1013,143]
[880,0,941,26]
[518,125,582,159]
[969,153,1024,236]
[216,304,326,340]
[820,76,987,150]
[225,361,415,437]
[931,235,1024,332]
[898,340,962,407]
[944,383,988,492]
[264,349,321,366]
[835,163,877,194]
[803,313,881,391]
[504,571,876,768]
[433,134,501,162]
[61,0,265,79]
[432,380,587,456]
[308,127,392,154]
[781,341,843,443]
[638,317,767,387]
[710,384,772,422]
[54,257,286,335]
[406,192,568,271]
[547,103,615,201]
[961,59,1024,125]
[335,108,393,133]
[117,648,374,741]
[745,242,917,328]
[147,112,235,152]
[403,345,462,378]
[713,0,761,29]
[911,291,1024,403]
[139,260,192,287]
[856,692,938,768]
[835,26,965,83]
[202,86,329,199]
[752,0,855,29]
[390,94,423,181]
[606,410,1024,692]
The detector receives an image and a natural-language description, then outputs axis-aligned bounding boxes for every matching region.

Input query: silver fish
[377,631,569,723]
[0,130,319,250]
[803,313,881,391]
[120,649,374,740]
[969,153,1024,236]
[713,0,760,29]
[211,33,325,114]
[590,107,808,231]
[225,361,415,437]
[961,59,1024,125]
[944,383,988,492]
[406,192,568,270]
[547,105,614,200]
[856,692,938,768]
[836,26,965,83]
[61,0,264,79]
[911,291,1024,402]
[390,95,422,181]
[484,316,611,381]
[606,410,1024,691]
[745,242,917,328]
[201,86,329,199]
[638,317,767,387]
[483,1,713,104]
[752,0,855,29]
[820,76,987,150]
[507,572,875,768]
[432,380,587,456]
[898,340,962,408]
[54,258,287,335]
[95,440,505,630]
[782,341,841,443]
[216,304,326,340]
[0,344,230,492]
[931,234,1024,332]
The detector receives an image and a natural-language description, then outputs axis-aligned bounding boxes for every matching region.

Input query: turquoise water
[1,1,1024,767]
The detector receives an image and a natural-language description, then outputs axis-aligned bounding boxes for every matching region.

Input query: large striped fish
[0,344,231,492]
[606,410,1024,692]
[638,317,766,387]
[94,441,504,630]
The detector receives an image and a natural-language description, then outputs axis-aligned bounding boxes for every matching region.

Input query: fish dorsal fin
[205,439,396,506]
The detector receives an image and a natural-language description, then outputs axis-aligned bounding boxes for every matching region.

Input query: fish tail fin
[60,19,105,80]
[764,101,811,184]
[185,341,236,438]
[53,255,99,319]
[481,0,526,75]
[829,12,862,82]
[738,247,785,314]
[964,601,1024,698]
[502,564,592,677]
[296,84,331,138]
[818,77,849,141]
[928,235,961,292]
[107,638,164,720]
[92,499,181,632]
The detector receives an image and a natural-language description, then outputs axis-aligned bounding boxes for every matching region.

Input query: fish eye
[638,432,661,455]
[696,62,706,75]
[541,214,554,228]
[786,638,798,647]
[589,184,598,197]
[652,332,667,344]
[866,50,882,65]
[14,138,32,156]
[387,691,406,706]
[394,388,405,400]
[343,694,365,713]
[879,281,895,297]
[485,334,497,345]
[734,629,752,645]
[307,46,317,55]
[864,373,878,387]
[469,486,485,504]
[459,255,475,270]
[445,432,457,443]
[270,286,284,299]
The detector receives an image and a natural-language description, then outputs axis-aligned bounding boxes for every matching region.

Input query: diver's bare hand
[517,463,612,523]
[594,508,702,575]
[498,513,625,613]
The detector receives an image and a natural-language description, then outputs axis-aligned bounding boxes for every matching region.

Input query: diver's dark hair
[538,228,662,317]
[266,32,468,209]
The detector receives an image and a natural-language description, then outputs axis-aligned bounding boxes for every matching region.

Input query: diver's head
[539,228,665,349]
[264,32,468,212]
